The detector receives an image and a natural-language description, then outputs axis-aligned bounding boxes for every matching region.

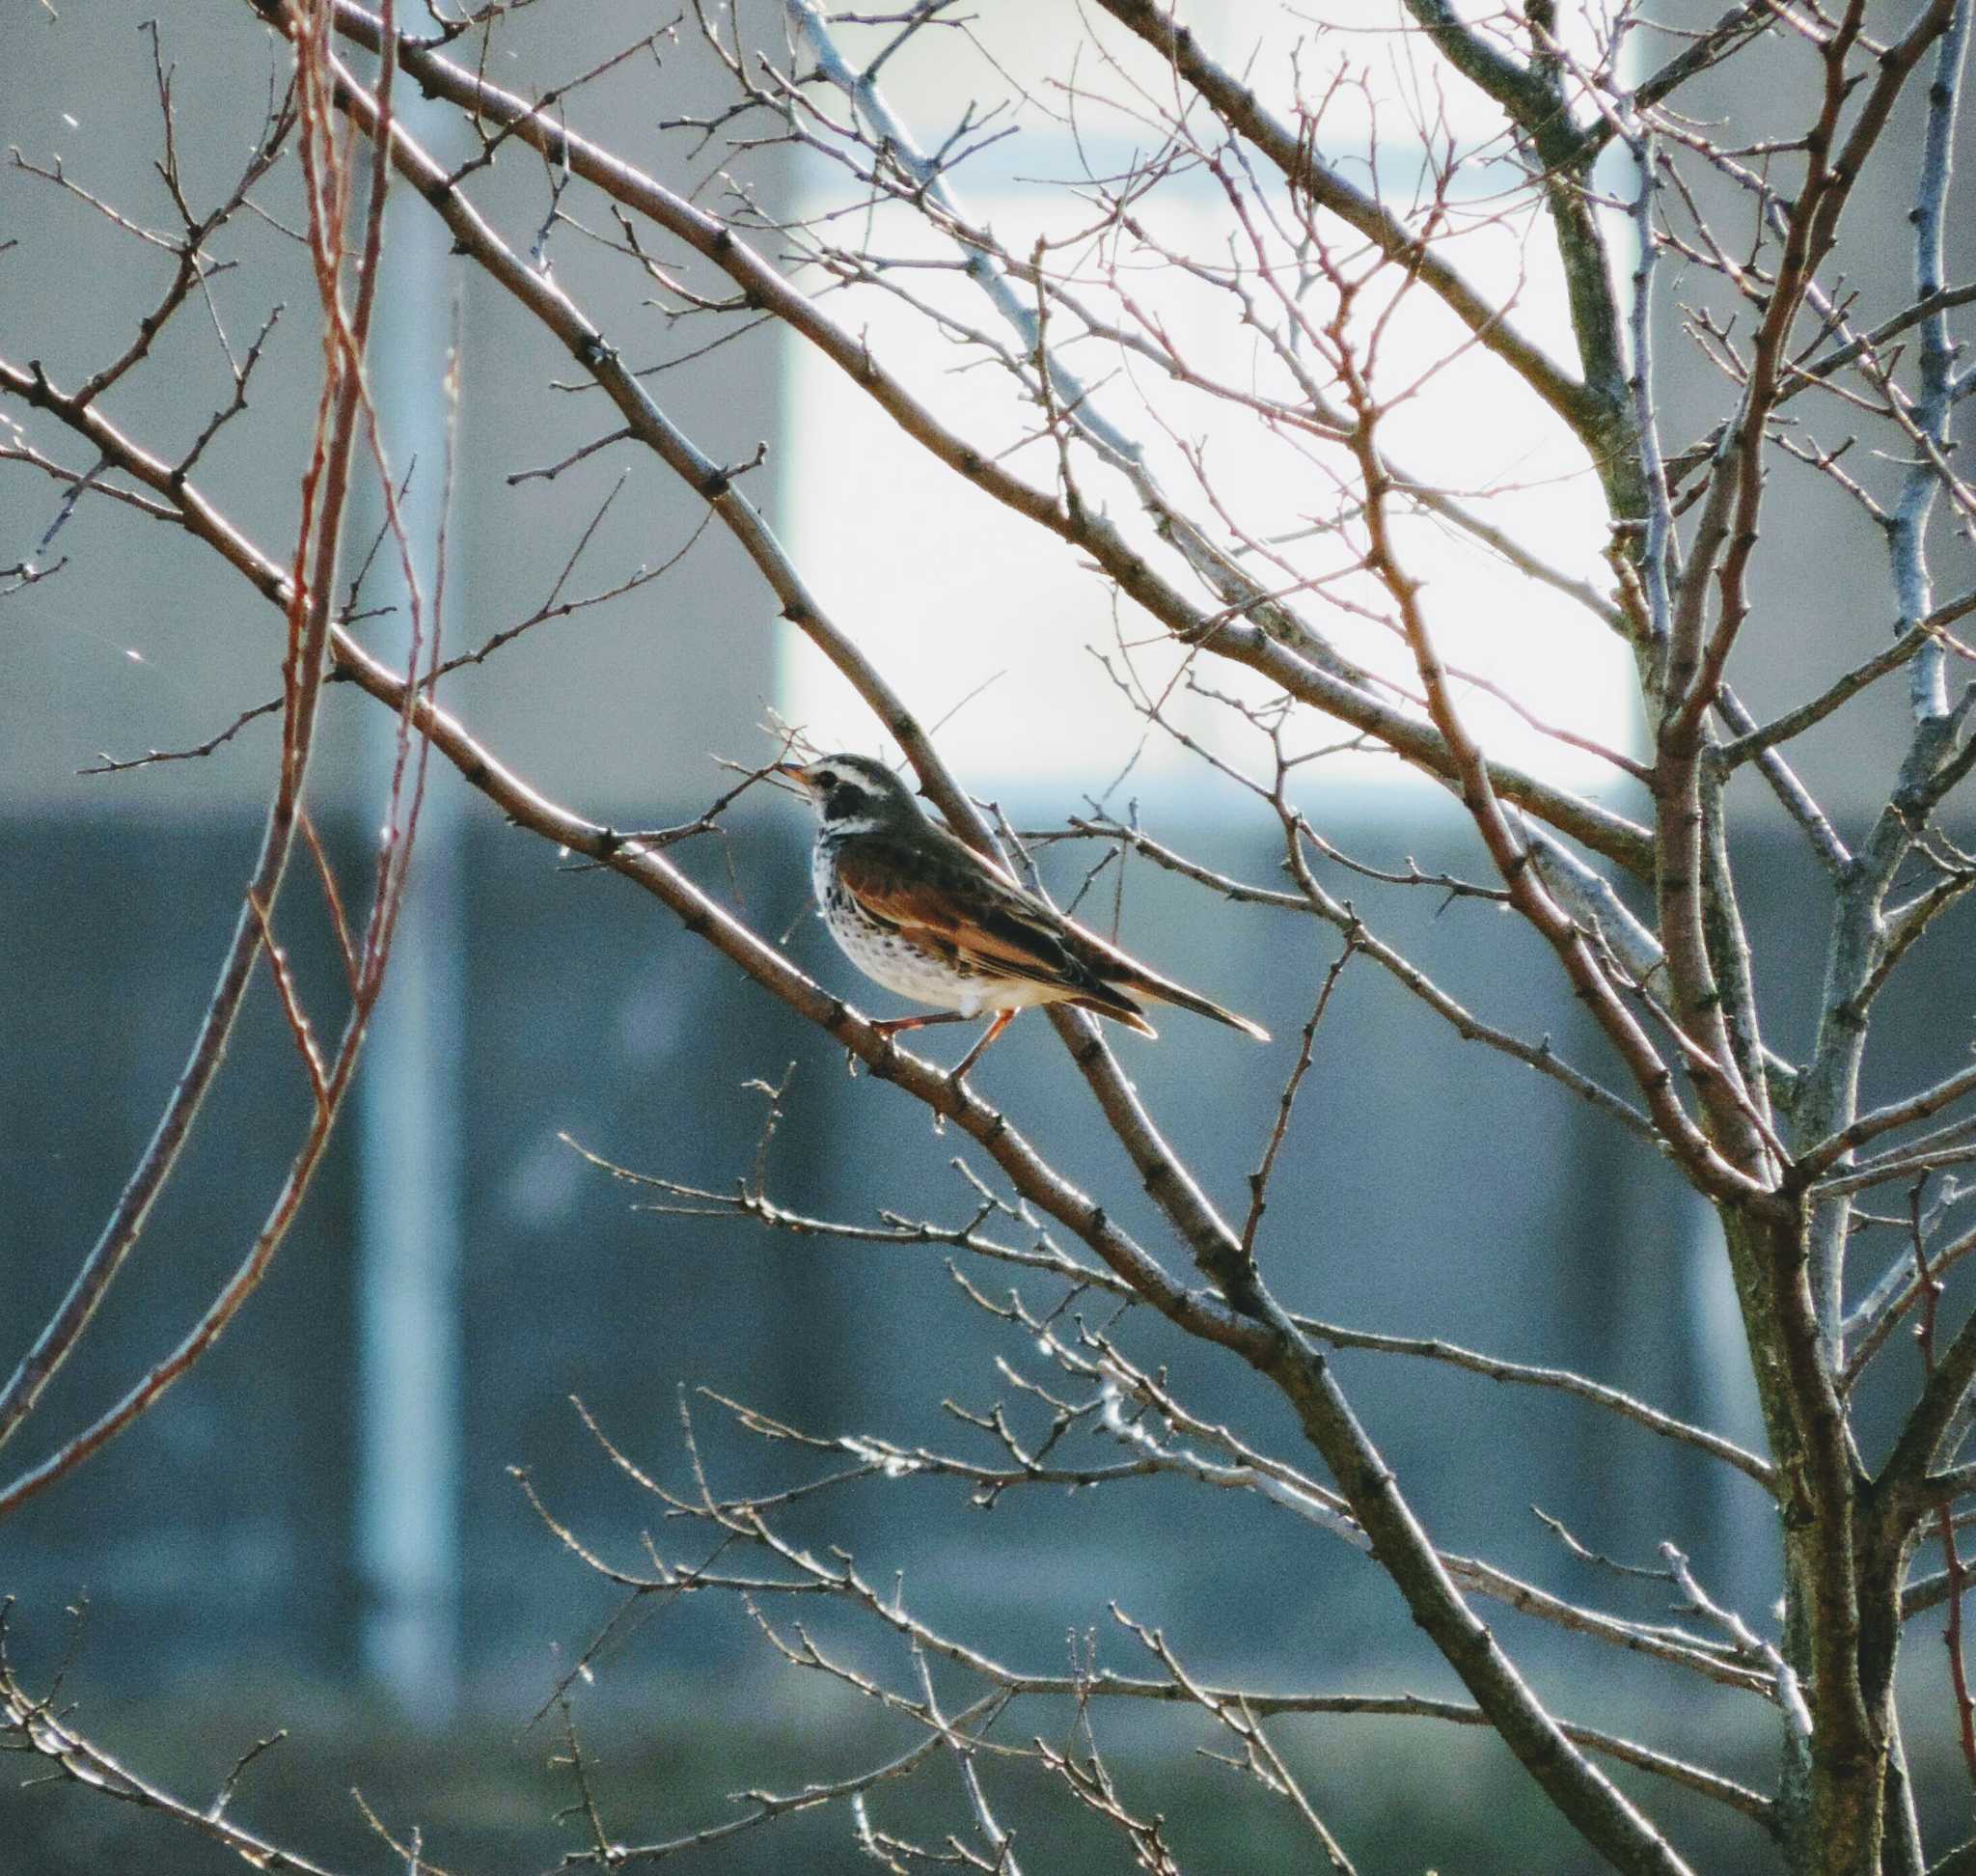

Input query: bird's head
[775,753,925,835]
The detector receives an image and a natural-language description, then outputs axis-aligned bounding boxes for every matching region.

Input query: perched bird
[777,753,1269,1081]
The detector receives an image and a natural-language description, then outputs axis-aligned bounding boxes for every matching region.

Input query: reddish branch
[0,2,391,1471]
[1335,372,1771,1209]
[0,0,422,1517]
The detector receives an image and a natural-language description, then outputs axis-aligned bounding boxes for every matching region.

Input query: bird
[776,752,1269,1082]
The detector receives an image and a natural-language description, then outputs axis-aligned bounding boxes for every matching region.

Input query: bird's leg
[848,1009,971,1076]
[948,1009,1017,1086]
[869,1012,972,1039]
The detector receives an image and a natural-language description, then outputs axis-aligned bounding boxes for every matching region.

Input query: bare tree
[5,1,1976,1870]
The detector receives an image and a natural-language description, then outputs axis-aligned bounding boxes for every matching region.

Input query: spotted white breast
[810,833,1058,1018]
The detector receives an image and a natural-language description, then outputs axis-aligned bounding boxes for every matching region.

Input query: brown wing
[834,832,1156,1032]
[840,829,1267,1043]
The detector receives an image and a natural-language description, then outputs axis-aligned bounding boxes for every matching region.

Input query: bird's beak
[773,760,813,788]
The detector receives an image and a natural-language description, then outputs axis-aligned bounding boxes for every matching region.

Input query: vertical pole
[351,100,466,1722]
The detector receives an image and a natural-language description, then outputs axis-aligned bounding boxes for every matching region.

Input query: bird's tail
[1084,944,1269,1040]
[1064,915,1270,1041]
[1137,977,1270,1041]
[1069,986,1160,1038]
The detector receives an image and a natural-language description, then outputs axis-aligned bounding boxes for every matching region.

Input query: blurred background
[2,2,1973,1869]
